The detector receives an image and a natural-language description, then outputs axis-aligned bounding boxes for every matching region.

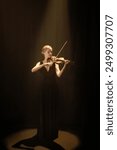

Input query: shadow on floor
[3,129,80,150]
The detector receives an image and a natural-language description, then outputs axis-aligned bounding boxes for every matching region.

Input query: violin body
[50,56,70,64]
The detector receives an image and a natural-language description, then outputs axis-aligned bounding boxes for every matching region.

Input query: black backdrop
[0,0,99,149]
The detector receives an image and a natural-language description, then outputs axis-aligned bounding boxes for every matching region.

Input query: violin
[50,56,70,64]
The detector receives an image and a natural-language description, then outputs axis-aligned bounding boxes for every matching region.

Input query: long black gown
[33,61,59,140]
[12,62,65,149]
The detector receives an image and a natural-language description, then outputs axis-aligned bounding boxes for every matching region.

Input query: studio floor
[4,129,80,150]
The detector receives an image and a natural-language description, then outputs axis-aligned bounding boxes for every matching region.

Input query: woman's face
[44,48,52,59]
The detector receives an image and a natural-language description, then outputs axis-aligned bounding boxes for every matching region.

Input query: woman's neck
[43,58,48,62]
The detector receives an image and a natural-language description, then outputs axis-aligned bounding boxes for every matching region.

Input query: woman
[12,45,69,149]
[31,45,69,140]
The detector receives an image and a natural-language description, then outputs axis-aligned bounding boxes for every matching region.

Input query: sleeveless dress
[33,61,59,140]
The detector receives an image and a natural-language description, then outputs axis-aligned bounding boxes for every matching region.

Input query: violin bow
[56,41,68,57]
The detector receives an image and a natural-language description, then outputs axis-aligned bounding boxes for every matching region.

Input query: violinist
[12,44,69,149]
[31,45,70,77]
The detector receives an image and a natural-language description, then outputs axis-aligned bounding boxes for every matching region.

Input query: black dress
[34,61,59,140]
[12,62,65,149]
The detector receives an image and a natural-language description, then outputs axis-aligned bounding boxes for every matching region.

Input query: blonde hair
[41,45,52,54]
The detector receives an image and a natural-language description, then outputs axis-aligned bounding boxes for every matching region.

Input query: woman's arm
[31,61,53,72]
[31,62,45,72]
[31,62,42,72]
[55,60,70,77]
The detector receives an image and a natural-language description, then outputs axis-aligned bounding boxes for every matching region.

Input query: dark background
[0,0,99,149]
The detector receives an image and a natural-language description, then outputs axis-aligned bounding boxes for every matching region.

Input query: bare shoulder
[36,62,40,66]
